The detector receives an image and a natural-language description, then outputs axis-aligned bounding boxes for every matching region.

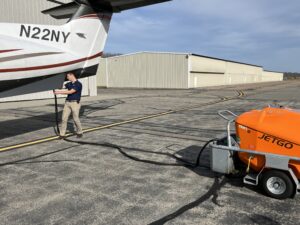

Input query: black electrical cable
[195,139,218,167]
[53,91,60,135]
[64,138,218,168]
[52,88,218,168]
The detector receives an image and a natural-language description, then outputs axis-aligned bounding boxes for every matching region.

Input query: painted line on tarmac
[0,90,245,152]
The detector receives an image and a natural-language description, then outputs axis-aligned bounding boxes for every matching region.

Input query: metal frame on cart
[210,110,300,195]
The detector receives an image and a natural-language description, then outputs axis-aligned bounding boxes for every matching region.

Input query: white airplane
[0,0,171,98]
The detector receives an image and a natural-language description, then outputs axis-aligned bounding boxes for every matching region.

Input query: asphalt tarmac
[0,80,299,225]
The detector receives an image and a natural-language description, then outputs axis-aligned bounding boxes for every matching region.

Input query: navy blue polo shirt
[65,80,82,101]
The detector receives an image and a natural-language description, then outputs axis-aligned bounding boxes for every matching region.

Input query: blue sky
[104,0,300,72]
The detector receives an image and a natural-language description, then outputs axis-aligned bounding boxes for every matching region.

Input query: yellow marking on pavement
[0,90,245,152]
[0,136,59,152]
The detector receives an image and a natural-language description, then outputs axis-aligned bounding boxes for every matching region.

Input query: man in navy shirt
[54,72,83,138]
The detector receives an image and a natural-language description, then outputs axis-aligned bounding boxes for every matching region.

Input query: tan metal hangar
[97,52,283,89]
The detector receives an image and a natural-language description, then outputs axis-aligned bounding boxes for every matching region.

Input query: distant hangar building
[97,52,283,89]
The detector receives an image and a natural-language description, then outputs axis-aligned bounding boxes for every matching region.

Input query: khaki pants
[60,101,83,136]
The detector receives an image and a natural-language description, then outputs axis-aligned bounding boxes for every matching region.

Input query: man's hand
[53,89,76,95]
[53,89,61,95]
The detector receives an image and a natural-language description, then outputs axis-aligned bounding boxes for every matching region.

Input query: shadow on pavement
[0,99,123,140]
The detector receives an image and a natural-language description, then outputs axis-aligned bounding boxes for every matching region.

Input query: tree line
[284,72,300,80]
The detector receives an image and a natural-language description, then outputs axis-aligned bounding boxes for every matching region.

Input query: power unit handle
[218,110,238,121]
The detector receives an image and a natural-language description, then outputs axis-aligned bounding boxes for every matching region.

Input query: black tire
[261,170,295,200]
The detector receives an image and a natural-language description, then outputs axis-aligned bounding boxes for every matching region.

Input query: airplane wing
[90,0,172,12]
[43,0,171,19]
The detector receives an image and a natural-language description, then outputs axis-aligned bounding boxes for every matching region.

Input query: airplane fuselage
[20,25,71,44]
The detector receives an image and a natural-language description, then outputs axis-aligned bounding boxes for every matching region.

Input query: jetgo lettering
[258,133,293,149]
[20,25,70,43]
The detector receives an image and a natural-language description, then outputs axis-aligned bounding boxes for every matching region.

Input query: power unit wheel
[261,170,295,199]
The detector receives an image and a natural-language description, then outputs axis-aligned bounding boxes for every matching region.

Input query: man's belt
[66,100,80,103]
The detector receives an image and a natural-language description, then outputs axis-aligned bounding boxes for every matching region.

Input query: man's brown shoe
[59,135,66,140]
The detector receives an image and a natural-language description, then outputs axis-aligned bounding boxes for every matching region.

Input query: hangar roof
[106,51,262,68]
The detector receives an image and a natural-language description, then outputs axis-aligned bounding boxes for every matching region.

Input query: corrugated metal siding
[262,71,284,82]
[97,58,108,87]
[189,55,264,88]
[190,73,226,87]
[0,0,71,25]
[97,52,283,89]
[190,55,226,73]
[225,62,263,85]
[99,53,188,89]
[0,0,97,102]
[87,75,98,96]
[226,62,261,75]
[0,77,91,102]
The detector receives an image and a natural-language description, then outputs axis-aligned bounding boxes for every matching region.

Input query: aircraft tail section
[0,0,172,98]
[43,1,112,78]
